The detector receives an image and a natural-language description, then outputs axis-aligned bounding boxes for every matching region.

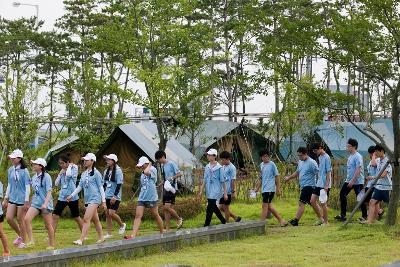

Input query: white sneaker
[104,234,113,239]
[73,239,82,245]
[118,223,126,235]
[17,242,26,249]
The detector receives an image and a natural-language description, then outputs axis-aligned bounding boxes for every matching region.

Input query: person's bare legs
[131,206,144,238]
[150,206,164,234]
[5,204,20,237]
[295,202,306,220]
[260,203,269,221]
[367,200,377,224]
[163,205,171,231]
[321,202,329,224]
[52,214,60,234]
[220,204,230,222]
[268,204,286,225]
[78,204,98,242]
[109,210,123,227]
[42,213,55,247]
[24,207,39,244]
[91,210,104,241]
[74,216,84,231]
[17,207,28,242]
[310,195,323,221]
[105,209,113,235]
[0,223,10,254]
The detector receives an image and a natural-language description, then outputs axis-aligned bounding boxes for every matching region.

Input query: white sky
[0,0,329,122]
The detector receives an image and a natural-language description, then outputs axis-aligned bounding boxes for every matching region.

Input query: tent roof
[316,121,394,159]
[279,120,395,160]
[44,135,79,160]
[178,120,244,157]
[279,133,307,161]
[116,122,199,168]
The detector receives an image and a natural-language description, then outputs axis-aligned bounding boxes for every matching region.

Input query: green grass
[4,198,400,267]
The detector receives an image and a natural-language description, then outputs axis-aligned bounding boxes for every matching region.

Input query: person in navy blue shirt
[3,149,30,249]
[219,151,241,223]
[284,147,323,226]
[155,150,183,232]
[124,156,164,239]
[334,138,367,222]
[198,149,228,227]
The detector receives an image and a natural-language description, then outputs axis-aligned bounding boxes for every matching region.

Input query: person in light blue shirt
[155,150,183,232]
[335,138,367,221]
[367,144,392,224]
[102,154,126,239]
[0,180,11,256]
[255,150,287,227]
[67,153,106,246]
[219,151,241,223]
[24,158,55,250]
[363,146,385,222]
[198,149,227,227]
[285,147,322,226]
[124,156,164,240]
[310,144,332,225]
[52,154,83,236]
[3,149,30,249]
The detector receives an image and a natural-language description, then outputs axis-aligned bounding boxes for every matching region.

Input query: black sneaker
[334,214,346,222]
[289,219,299,226]
[235,216,242,222]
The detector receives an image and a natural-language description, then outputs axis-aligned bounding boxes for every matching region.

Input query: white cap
[136,156,150,167]
[31,158,47,167]
[104,154,118,162]
[207,148,218,156]
[82,153,96,162]
[9,149,23,159]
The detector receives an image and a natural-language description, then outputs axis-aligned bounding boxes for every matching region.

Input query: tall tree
[0,18,42,152]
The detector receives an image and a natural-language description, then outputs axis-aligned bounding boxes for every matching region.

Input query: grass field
[3,198,400,267]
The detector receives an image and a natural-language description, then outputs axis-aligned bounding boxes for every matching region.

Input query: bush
[58,196,203,221]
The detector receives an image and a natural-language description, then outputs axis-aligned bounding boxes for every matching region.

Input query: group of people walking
[0,137,392,256]
[0,149,185,255]
[269,138,391,227]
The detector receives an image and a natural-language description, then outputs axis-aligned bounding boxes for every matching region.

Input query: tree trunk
[49,69,55,147]
[386,82,400,225]
[224,0,233,122]
[156,117,167,151]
